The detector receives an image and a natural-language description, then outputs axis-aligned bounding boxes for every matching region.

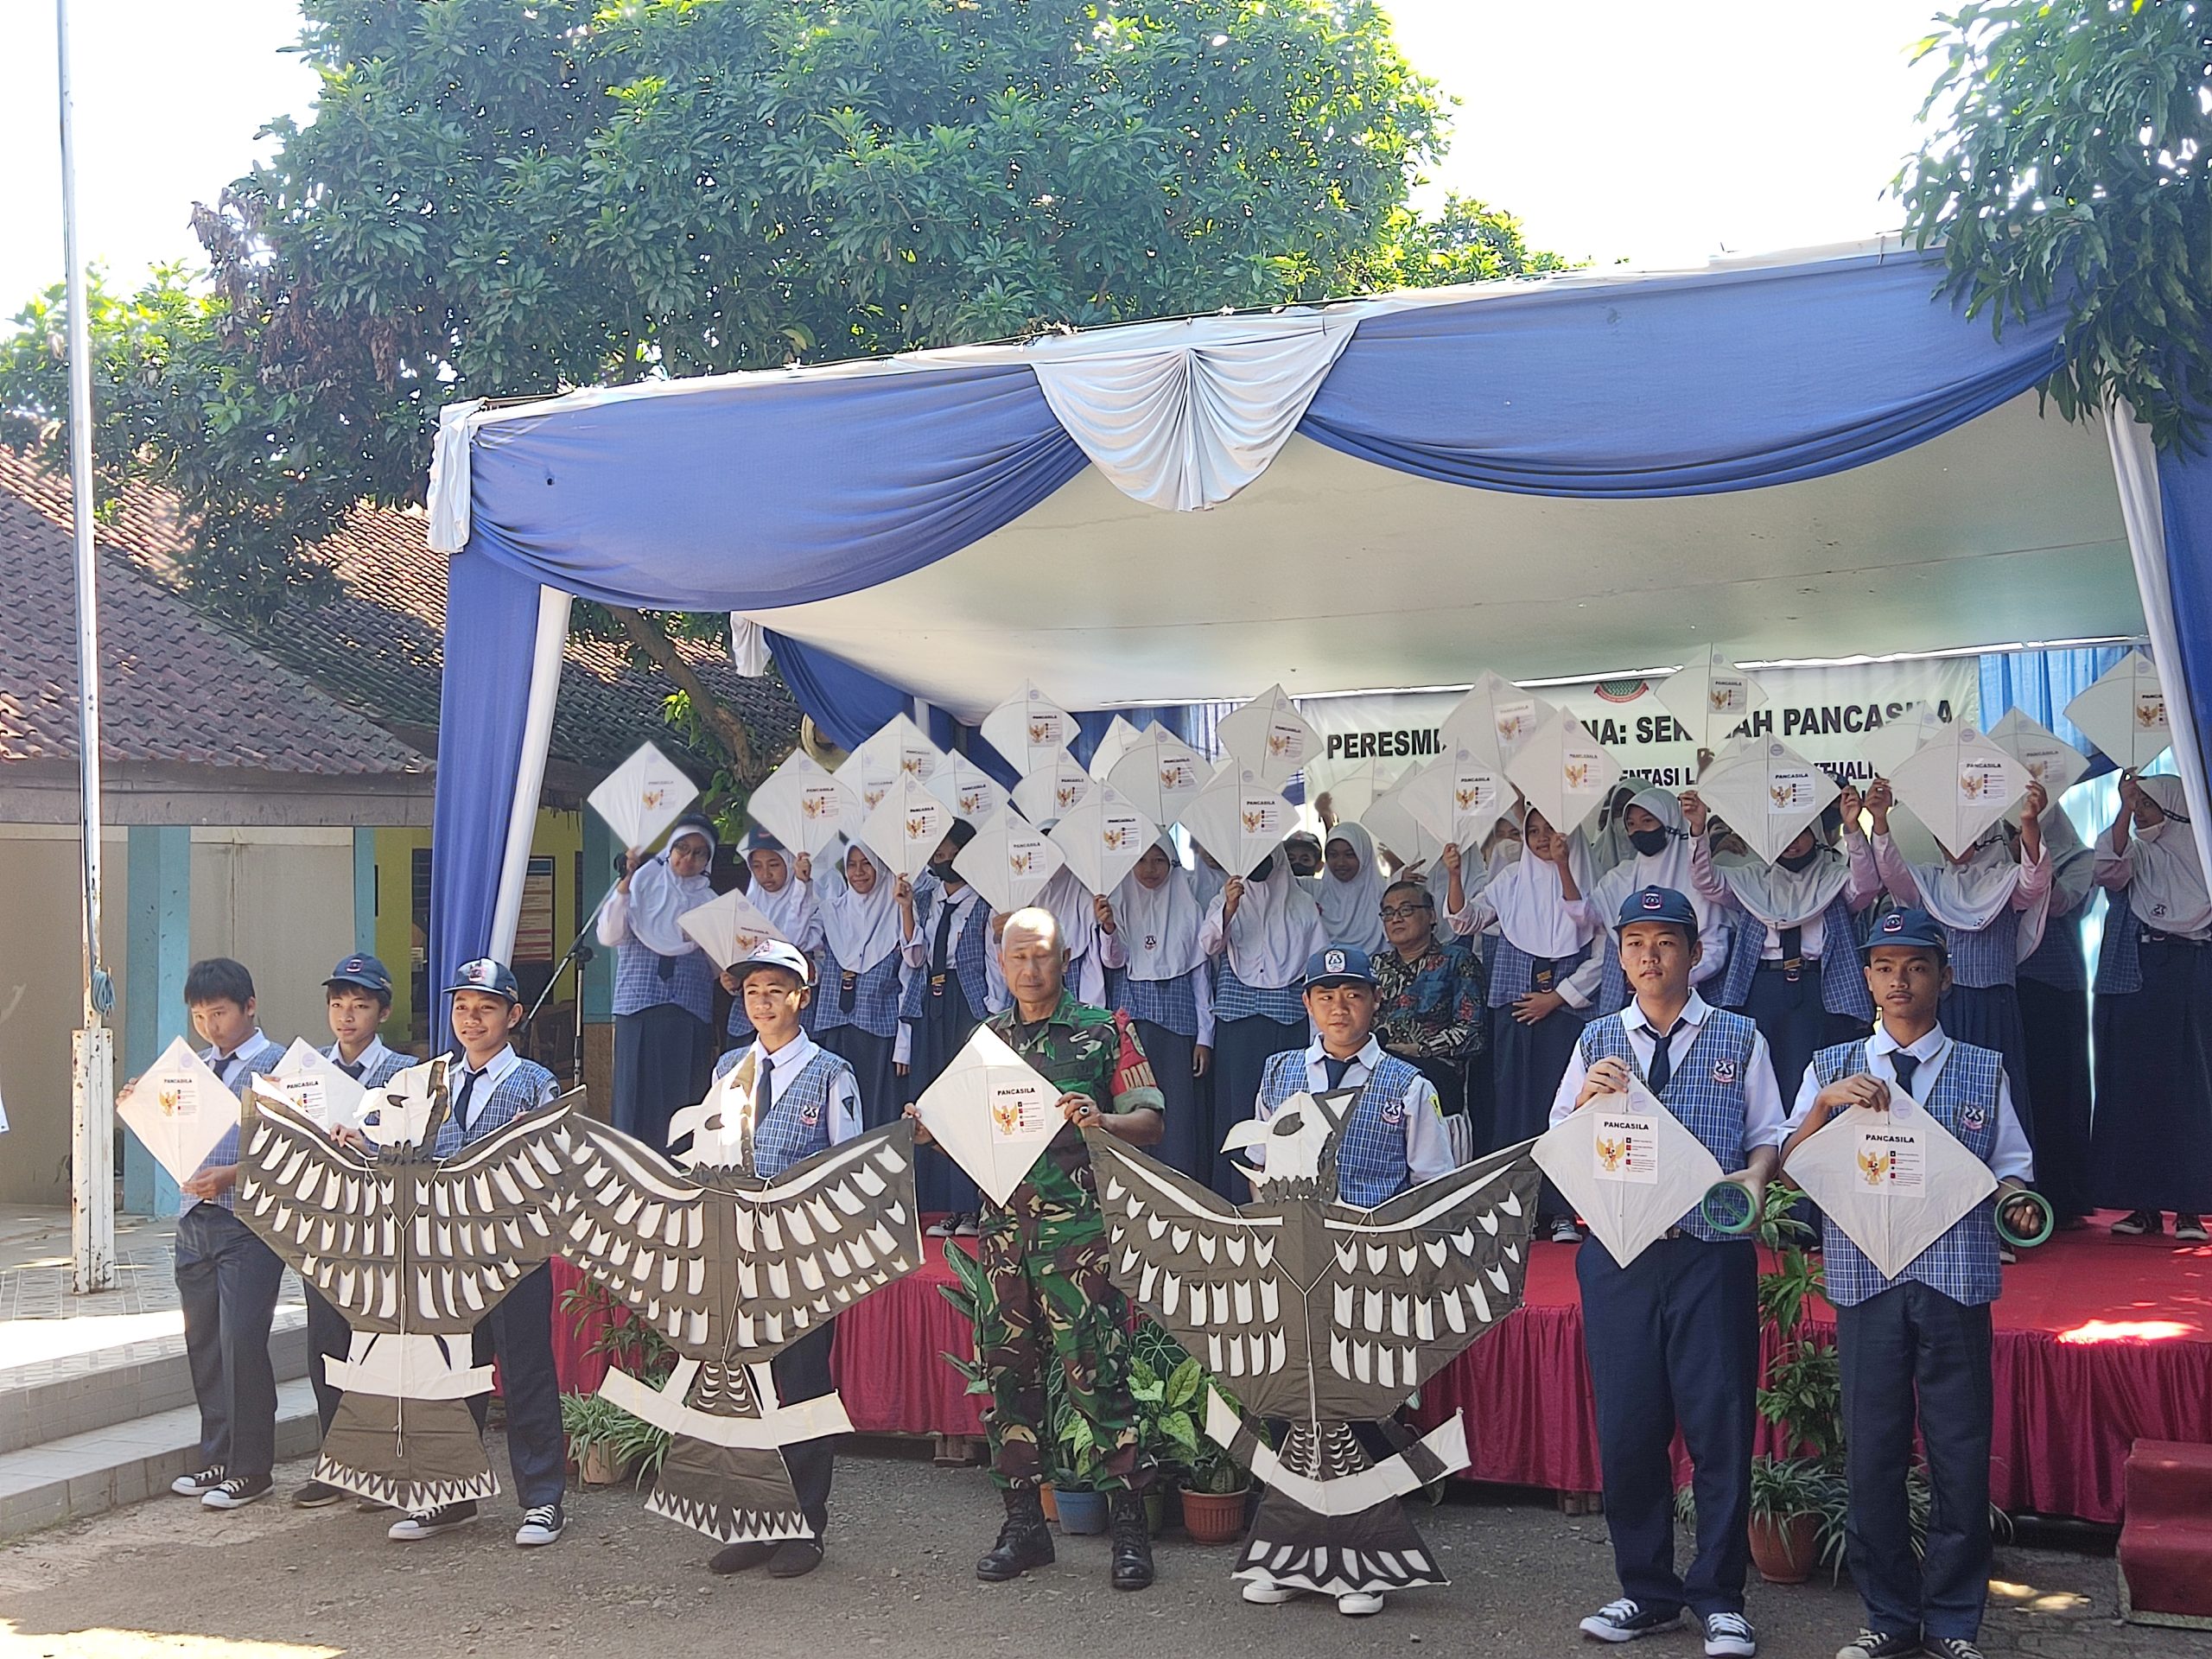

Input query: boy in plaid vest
[1781,908,2039,1659]
[1548,887,1785,1659]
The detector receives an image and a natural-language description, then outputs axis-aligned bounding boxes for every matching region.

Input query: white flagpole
[58,0,115,1293]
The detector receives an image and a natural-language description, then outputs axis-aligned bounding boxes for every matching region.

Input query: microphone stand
[524,865,623,1089]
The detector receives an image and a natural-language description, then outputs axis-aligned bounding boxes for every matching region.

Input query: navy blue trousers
[174,1204,287,1482]
[466,1263,567,1508]
[1578,1236,1758,1618]
[1836,1281,1994,1643]
[305,1282,353,1440]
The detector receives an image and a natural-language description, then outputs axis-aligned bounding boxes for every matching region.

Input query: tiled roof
[0,485,429,776]
[0,448,800,780]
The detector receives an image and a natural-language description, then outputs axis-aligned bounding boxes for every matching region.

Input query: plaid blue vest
[1487,938,1592,1008]
[613,937,718,1023]
[2094,887,2142,995]
[1940,904,2019,990]
[1107,965,1202,1039]
[814,946,905,1039]
[1711,892,1876,1022]
[1214,963,1306,1027]
[1810,1038,2005,1307]
[751,1047,853,1180]
[1594,920,1747,1016]
[430,1057,559,1159]
[182,1035,289,1214]
[1257,1047,1427,1208]
[1579,1011,1759,1244]
[899,879,993,1021]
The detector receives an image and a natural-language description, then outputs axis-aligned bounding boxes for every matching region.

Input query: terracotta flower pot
[1039,1483,1058,1523]
[1747,1510,1821,1584]
[577,1443,632,1487]
[1181,1486,1249,1545]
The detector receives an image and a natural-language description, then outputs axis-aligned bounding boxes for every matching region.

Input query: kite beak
[1218,1116,1273,1180]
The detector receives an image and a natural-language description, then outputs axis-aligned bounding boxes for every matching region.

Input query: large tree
[1899,0,2212,451]
[5,0,1566,782]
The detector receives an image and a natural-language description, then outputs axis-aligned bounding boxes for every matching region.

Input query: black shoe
[976,1485,1055,1582]
[387,1501,479,1541]
[1833,1632,1919,1659]
[290,1478,347,1509]
[201,1474,272,1510]
[709,1541,777,1575]
[767,1538,824,1579]
[2111,1209,2161,1236]
[1108,1492,1154,1590]
[1920,1641,1986,1659]
[1580,1599,1685,1642]
[170,1465,225,1497]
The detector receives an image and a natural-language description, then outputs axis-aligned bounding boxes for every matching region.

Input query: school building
[0,448,797,1209]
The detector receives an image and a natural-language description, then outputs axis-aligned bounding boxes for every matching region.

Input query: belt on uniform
[1756,957,1811,982]
[2142,929,2209,948]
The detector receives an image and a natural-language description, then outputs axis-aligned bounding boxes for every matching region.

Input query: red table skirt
[548,1223,2212,1524]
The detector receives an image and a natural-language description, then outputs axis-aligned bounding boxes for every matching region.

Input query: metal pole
[58,0,115,1293]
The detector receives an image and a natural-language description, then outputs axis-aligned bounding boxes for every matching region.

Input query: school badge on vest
[1712,1059,1739,1085]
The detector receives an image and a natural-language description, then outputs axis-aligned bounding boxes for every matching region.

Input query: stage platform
[548,1211,2210,1527]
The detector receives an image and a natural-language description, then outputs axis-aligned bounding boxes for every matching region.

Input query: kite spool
[1995,1187,2056,1249]
[1700,1179,1760,1236]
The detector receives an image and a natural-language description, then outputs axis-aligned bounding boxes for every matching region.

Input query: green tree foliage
[1898,0,2212,450]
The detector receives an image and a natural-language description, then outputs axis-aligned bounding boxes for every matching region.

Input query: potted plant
[563,1391,639,1485]
[1049,1400,1110,1534]
[1746,1455,1837,1583]
[1128,1321,1208,1534]
[1179,1437,1251,1544]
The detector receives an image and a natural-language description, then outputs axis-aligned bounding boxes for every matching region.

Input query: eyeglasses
[1378,904,1433,922]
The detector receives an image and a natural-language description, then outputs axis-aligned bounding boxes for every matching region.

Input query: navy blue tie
[1891,1051,1921,1100]
[1322,1055,1354,1091]
[1644,1020,1686,1091]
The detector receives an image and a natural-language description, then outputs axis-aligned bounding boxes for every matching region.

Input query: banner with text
[1299,658,1980,790]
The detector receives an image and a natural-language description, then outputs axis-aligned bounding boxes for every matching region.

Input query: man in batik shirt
[1373,878,1489,1133]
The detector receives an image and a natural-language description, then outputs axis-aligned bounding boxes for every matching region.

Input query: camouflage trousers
[975,1217,1154,1494]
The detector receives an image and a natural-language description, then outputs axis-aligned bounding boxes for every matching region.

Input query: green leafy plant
[561,1389,668,1482]
[560,1278,680,1389]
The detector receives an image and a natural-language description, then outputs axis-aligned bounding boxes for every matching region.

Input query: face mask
[926,852,959,880]
[1777,845,1821,873]
[2138,821,2167,843]
[1629,827,1672,857]
[1248,855,1275,882]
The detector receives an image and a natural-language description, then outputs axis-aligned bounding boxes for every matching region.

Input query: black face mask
[1248,855,1276,882]
[926,853,959,882]
[1777,844,1822,873]
[1628,827,1673,857]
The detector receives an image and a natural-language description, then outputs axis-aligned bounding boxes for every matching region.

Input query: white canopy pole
[487,587,574,962]
[57,0,113,1294]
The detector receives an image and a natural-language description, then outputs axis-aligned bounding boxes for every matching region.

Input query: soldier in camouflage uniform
[925,906,1166,1590]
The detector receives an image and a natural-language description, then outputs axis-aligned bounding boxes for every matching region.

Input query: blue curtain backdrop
[429,248,2212,1018]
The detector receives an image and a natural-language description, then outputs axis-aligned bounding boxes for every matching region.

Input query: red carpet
[550,1212,2212,1525]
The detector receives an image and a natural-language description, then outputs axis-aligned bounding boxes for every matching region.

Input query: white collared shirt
[202,1028,273,1090]
[1783,1023,2033,1181]
[453,1043,526,1134]
[1249,1035,1456,1184]
[1548,991,1788,1154]
[325,1035,398,1079]
[747,1030,862,1147]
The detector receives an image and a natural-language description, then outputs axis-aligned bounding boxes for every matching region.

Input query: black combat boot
[976,1484,1055,1582]
[1108,1491,1154,1590]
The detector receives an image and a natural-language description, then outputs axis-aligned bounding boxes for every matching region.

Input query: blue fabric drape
[2156,447,2212,813]
[427,552,545,1034]
[1299,253,2066,497]
[1978,645,2130,774]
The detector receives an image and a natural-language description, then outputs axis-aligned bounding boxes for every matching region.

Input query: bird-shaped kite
[232,1058,585,1511]
[1081,1097,1541,1599]
[557,1089,925,1547]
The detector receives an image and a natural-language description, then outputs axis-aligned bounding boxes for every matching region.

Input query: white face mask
[2139,820,2168,843]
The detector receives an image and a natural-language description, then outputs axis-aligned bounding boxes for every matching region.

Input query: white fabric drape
[489,585,574,960]
[729,614,774,677]
[1027,312,1359,512]
[2107,405,2212,878]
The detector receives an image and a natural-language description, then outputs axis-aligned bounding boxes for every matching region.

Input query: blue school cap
[1302,944,1377,988]
[445,957,522,1004]
[325,954,394,997]
[1616,885,1699,937]
[1863,907,1948,958]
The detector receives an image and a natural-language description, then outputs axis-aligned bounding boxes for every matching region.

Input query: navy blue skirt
[1743,965,1869,1107]
[1939,982,2033,1146]
[2016,975,2092,1221]
[1209,1014,1306,1199]
[2090,938,2212,1214]
[613,1002,713,1154]
[817,1021,901,1131]
[1132,1019,1206,1184]
[907,976,982,1217]
[1490,1001,1586,1221]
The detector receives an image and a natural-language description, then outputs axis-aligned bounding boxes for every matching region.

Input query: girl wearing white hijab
[598,812,721,1149]
[1577,788,1736,1015]
[1318,823,1389,954]
[1441,802,1597,1239]
[1097,837,1216,1179]
[1198,845,1329,1198]
[2017,798,2097,1226]
[1681,785,1883,1100]
[724,830,824,1051]
[1034,861,1109,1007]
[1867,774,2051,1150]
[813,840,917,1128]
[2090,772,2212,1239]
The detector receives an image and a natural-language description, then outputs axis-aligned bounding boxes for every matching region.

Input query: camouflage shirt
[984,993,1165,1243]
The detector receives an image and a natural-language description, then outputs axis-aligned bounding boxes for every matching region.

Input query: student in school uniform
[2015,798,2097,1228]
[723,829,823,1054]
[1096,836,1216,1181]
[1036,860,1109,1005]
[167,959,290,1512]
[1198,848,1330,1199]
[1579,789,1738,1018]
[1781,908,2045,1659]
[1549,888,1782,1659]
[1442,804,1597,1242]
[901,818,995,1235]
[384,957,567,1548]
[806,840,914,1130]
[1315,823,1389,955]
[1681,787,1881,1099]
[1865,775,2050,1158]
[291,954,414,1510]
[599,811,720,1149]
[702,940,864,1580]
[2088,773,2212,1241]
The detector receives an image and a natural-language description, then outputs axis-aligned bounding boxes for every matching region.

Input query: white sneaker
[200,1475,271,1510]
[1703,1611,1758,1656]
[926,1215,958,1238]
[1241,1577,1299,1605]
[387,1501,479,1540]
[1337,1592,1385,1617]
[1550,1217,1585,1244]
[954,1212,981,1237]
[514,1502,564,1547]
[169,1465,224,1497]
